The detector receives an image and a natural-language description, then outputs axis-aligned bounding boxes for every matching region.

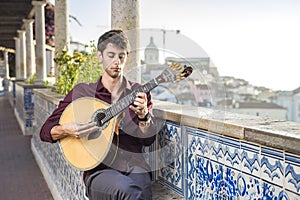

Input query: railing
[12,87,300,199]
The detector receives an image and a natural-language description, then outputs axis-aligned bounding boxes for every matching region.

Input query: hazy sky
[51,0,300,91]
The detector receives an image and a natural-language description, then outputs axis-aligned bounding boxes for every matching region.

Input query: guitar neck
[101,78,158,124]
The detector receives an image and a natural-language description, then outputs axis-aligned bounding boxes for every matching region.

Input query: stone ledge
[33,88,64,105]
[153,100,300,155]
[15,81,48,89]
[33,90,300,161]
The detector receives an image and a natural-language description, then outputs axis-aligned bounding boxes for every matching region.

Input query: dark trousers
[86,166,152,200]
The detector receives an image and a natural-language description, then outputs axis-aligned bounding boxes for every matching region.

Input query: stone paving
[152,183,184,200]
[0,93,53,200]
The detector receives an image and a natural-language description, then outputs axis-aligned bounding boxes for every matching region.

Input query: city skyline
[50,0,300,91]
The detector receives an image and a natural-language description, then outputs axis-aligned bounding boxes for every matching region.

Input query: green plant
[26,73,36,84]
[54,49,85,95]
[53,42,102,95]
[43,80,50,87]
[77,41,102,84]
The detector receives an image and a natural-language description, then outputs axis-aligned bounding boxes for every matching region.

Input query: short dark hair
[97,29,130,53]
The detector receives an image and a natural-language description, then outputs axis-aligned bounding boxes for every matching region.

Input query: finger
[129,105,138,112]
[132,102,143,110]
[78,126,100,138]
[134,98,145,105]
[131,105,142,114]
[76,121,89,126]
[136,92,147,100]
[74,131,80,138]
[76,121,97,131]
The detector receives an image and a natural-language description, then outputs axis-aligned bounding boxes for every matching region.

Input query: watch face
[138,112,151,121]
[139,120,151,127]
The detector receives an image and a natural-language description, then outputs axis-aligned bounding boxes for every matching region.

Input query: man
[40,30,157,200]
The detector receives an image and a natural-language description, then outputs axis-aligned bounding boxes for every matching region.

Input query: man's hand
[51,121,99,140]
[129,92,148,119]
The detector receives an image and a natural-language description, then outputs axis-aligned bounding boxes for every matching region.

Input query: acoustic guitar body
[59,97,116,171]
[57,62,193,171]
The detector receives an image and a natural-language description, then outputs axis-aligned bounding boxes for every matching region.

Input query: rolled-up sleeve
[39,92,73,143]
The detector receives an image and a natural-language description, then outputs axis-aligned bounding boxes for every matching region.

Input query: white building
[230,101,287,120]
[275,87,300,122]
[143,36,220,107]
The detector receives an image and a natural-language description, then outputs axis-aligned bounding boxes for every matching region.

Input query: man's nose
[113,56,121,64]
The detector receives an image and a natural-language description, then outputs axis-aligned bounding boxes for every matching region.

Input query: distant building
[165,57,211,80]
[227,100,287,120]
[274,87,300,122]
[144,36,159,64]
[142,37,165,77]
[142,36,221,107]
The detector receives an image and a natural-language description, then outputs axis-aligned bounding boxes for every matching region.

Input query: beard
[105,66,122,79]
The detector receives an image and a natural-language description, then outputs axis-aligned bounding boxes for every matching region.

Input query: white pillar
[23,19,36,78]
[18,30,26,79]
[111,0,141,83]
[32,1,47,84]
[14,37,21,79]
[4,51,9,79]
[54,0,70,78]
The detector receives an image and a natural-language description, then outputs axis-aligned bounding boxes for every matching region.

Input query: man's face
[98,43,128,79]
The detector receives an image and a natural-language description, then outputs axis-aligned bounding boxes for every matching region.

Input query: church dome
[144,36,159,64]
[145,36,158,49]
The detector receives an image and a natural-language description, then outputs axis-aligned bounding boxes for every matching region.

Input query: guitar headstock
[155,62,193,84]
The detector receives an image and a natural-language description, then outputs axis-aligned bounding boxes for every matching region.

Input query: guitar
[59,62,193,171]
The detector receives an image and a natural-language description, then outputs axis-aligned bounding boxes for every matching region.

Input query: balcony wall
[31,88,300,200]
[12,81,46,135]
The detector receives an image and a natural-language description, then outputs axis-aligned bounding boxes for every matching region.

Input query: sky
[50,0,300,91]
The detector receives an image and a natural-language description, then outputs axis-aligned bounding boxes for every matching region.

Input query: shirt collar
[96,76,133,93]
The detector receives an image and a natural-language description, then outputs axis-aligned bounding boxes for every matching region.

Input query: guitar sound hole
[91,109,109,130]
[89,109,110,140]
[95,112,105,127]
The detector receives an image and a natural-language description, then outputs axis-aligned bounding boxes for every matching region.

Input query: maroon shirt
[40,77,156,182]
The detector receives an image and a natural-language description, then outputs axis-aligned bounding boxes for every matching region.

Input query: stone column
[111,0,141,83]
[23,19,36,79]
[32,1,47,84]
[14,37,21,79]
[4,51,9,79]
[18,30,26,79]
[55,0,70,78]
[3,50,10,90]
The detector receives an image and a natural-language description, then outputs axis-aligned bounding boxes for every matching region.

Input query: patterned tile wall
[32,94,87,200]
[158,121,300,199]
[14,84,34,135]
[31,92,300,200]
[157,121,184,195]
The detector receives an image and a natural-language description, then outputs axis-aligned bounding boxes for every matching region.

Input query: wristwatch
[137,112,151,121]
[138,112,151,127]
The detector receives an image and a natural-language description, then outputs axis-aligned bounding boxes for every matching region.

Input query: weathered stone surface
[153,100,300,153]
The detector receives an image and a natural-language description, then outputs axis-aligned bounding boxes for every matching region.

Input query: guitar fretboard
[101,79,158,124]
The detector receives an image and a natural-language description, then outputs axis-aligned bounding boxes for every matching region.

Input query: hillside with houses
[141,36,300,123]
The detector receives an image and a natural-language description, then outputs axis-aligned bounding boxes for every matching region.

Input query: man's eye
[119,54,125,59]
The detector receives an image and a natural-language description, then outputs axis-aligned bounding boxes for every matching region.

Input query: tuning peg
[173,62,179,67]
[169,64,176,70]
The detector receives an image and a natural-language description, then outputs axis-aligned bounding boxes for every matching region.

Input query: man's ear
[97,51,103,62]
